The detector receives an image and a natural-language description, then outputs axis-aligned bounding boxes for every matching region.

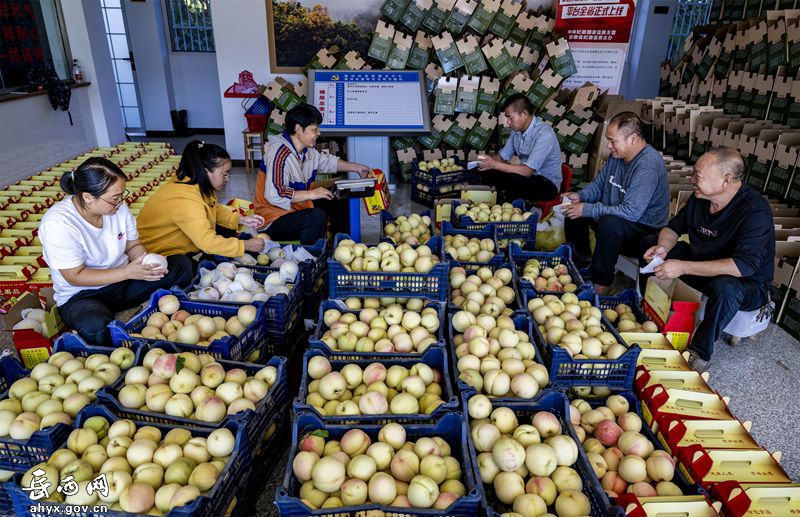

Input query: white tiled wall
[0,87,98,186]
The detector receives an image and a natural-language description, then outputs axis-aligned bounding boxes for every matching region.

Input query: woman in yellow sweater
[137,140,267,262]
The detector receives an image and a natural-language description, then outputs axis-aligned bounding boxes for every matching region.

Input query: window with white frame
[667,0,712,60]
[165,0,215,52]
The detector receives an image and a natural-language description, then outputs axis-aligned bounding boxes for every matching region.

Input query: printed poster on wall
[554,0,636,94]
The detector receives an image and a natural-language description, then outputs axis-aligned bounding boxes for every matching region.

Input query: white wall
[0,87,97,184]
[170,52,224,129]
[124,0,223,132]
[211,0,302,159]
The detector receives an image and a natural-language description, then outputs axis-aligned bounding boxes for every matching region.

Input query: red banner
[555,0,636,44]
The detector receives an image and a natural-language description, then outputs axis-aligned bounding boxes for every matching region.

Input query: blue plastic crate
[451,199,540,250]
[329,234,450,302]
[294,346,459,424]
[598,288,649,324]
[233,408,289,517]
[411,158,479,189]
[379,209,434,244]
[523,288,641,390]
[309,298,447,358]
[441,221,504,270]
[0,483,9,514]
[462,389,624,517]
[52,332,147,364]
[579,392,706,500]
[510,242,587,294]
[5,404,250,517]
[186,261,304,357]
[107,289,268,361]
[276,411,482,516]
[448,312,546,399]
[96,342,288,453]
[212,238,328,320]
[410,186,462,207]
[0,357,72,472]
[447,261,521,313]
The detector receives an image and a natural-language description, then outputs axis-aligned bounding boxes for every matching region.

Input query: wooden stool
[243,131,265,174]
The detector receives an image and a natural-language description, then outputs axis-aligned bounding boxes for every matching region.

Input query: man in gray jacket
[563,112,669,294]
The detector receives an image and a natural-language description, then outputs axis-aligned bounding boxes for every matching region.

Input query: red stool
[532,164,573,216]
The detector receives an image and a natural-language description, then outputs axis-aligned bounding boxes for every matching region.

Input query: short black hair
[502,93,534,116]
[60,157,127,208]
[704,147,745,181]
[609,111,646,140]
[177,140,231,199]
[285,103,323,135]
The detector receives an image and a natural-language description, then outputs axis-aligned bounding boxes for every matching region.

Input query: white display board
[308,70,431,136]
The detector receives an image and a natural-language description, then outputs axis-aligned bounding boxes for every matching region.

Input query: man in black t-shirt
[641,147,774,372]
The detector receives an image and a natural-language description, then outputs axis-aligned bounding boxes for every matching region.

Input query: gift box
[387,31,413,69]
[407,31,433,70]
[422,0,455,33]
[380,0,411,22]
[457,34,488,76]
[368,20,396,62]
[445,0,478,36]
[467,0,500,34]
[488,0,523,38]
[399,0,432,32]
[434,76,459,115]
[483,38,517,79]
[432,32,465,74]
[455,75,480,113]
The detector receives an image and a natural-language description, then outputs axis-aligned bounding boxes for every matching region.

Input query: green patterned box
[381,0,412,22]
[788,19,800,74]
[425,62,444,95]
[744,0,762,20]
[387,32,414,69]
[767,76,793,124]
[304,48,337,72]
[767,17,787,73]
[267,109,285,135]
[392,136,417,151]
[484,38,517,79]
[517,47,540,71]
[407,31,433,70]
[564,152,589,184]
[725,0,746,20]
[748,22,769,70]
[498,113,512,146]
[423,0,455,33]
[264,81,302,112]
[546,39,577,79]
[526,15,553,53]
[488,0,522,39]
[539,100,566,125]
[456,75,480,113]
[399,0,432,32]
[418,115,452,149]
[397,147,418,182]
[476,76,500,113]
[457,35,489,76]
[508,10,534,46]
[368,21,396,62]
[694,43,717,81]
[567,120,599,155]
[787,168,800,203]
[465,111,497,149]
[467,0,500,35]
[748,74,773,120]
[765,140,800,199]
[713,34,735,80]
[526,69,563,110]
[334,51,367,70]
[445,0,478,36]
[501,72,535,106]
[432,32,465,74]
[442,113,477,148]
[434,76,459,115]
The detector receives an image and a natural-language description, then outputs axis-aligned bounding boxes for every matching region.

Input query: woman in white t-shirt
[39,157,193,346]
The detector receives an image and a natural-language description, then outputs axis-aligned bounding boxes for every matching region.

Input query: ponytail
[177,140,230,199]
[60,157,127,207]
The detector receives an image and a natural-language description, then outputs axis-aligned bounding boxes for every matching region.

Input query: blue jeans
[639,239,769,361]
[58,255,194,346]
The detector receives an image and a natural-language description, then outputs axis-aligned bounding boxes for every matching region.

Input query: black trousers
[638,237,770,361]
[58,255,194,346]
[564,215,654,286]
[478,170,559,203]
[267,198,350,244]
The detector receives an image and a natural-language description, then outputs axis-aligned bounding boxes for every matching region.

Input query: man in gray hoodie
[563,112,669,294]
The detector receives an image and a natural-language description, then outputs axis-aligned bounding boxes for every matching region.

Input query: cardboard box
[764,134,800,200]
[643,277,703,351]
[467,0,500,35]
[418,114,452,149]
[445,0,478,36]
[656,417,758,459]
[482,38,517,79]
[509,9,535,45]
[424,62,444,94]
[334,51,367,70]
[617,495,721,517]
[503,71,535,105]
[526,69,563,110]
[545,38,577,79]
[432,32,464,74]
[677,447,791,490]
[634,368,713,395]
[778,270,800,339]
[5,289,63,368]
[264,81,303,112]
[457,34,489,76]
[442,113,476,148]
[407,31,433,70]
[399,0,433,32]
[461,185,497,205]
[516,46,540,72]
[434,76,459,115]
[465,111,497,149]
[387,32,413,69]
[498,112,512,146]
[305,47,338,70]
[540,99,567,125]
[745,131,780,192]
[380,0,412,22]
[768,74,792,124]
[368,21,395,62]
[476,76,500,113]
[422,0,455,33]
[786,78,800,127]
[489,0,522,39]
[455,75,480,113]
[713,483,800,517]
[767,15,788,73]
[640,386,734,433]
[504,40,522,60]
